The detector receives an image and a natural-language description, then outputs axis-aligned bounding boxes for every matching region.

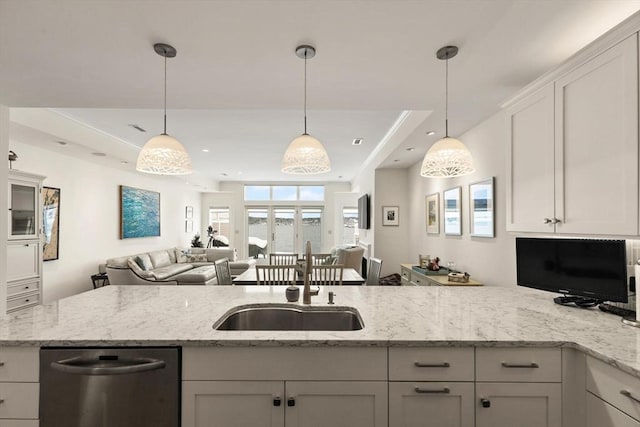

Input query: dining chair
[366,257,383,285]
[269,253,299,265]
[305,253,333,265]
[214,257,233,285]
[256,265,296,285]
[310,265,344,286]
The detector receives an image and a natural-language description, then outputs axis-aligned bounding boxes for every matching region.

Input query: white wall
[374,168,411,276]
[8,140,202,302]
[0,106,8,314]
[405,110,517,286]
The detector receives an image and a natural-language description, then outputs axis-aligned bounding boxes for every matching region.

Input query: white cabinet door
[506,84,555,232]
[285,381,388,427]
[476,382,561,427]
[182,381,284,427]
[7,241,41,282]
[587,392,640,427]
[389,382,474,427]
[554,34,638,235]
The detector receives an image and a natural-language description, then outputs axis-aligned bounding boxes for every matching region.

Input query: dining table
[232,267,366,286]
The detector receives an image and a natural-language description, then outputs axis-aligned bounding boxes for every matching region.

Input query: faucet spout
[302,241,319,304]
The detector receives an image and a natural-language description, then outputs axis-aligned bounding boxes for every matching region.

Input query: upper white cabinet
[506,84,555,232]
[8,170,45,240]
[507,33,638,235]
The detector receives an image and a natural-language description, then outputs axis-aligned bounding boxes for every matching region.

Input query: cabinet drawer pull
[0,362,4,367]
[543,218,552,224]
[414,361,450,368]
[481,398,491,408]
[620,390,640,404]
[415,387,450,394]
[273,396,281,407]
[287,397,295,407]
[0,399,4,404]
[501,362,539,368]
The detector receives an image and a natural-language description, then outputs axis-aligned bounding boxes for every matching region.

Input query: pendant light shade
[137,43,193,175]
[281,45,331,175]
[421,46,474,178]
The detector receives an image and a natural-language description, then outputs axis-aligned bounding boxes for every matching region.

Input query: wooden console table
[400,264,483,286]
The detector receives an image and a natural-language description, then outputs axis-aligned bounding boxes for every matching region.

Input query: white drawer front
[587,356,640,421]
[476,347,561,382]
[587,392,640,427]
[7,292,41,313]
[0,383,39,419]
[0,348,39,382]
[7,280,40,298]
[389,347,474,381]
[183,347,387,381]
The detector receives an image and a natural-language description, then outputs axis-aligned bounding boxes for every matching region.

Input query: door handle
[414,361,450,368]
[481,398,491,408]
[273,396,281,407]
[415,387,450,394]
[50,356,166,375]
[501,362,539,368]
[287,397,296,407]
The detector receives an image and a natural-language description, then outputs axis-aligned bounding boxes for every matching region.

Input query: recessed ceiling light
[406,147,415,152]
[120,160,129,164]
[426,131,436,136]
[91,152,106,157]
[56,141,68,146]
[338,175,343,179]
[220,173,228,177]
[352,138,363,146]
[202,149,209,153]
[394,159,400,162]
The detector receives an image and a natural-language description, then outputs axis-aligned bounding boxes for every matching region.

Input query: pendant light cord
[445,55,449,138]
[163,50,168,135]
[303,48,308,135]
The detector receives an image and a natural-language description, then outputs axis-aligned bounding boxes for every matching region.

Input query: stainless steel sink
[213,304,364,331]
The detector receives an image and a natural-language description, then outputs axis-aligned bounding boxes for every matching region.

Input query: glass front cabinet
[7,170,46,313]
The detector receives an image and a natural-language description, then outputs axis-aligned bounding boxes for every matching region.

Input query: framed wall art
[185,205,193,219]
[382,206,399,226]
[443,186,462,236]
[42,186,60,261]
[425,193,440,234]
[120,185,161,239]
[469,177,495,238]
[185,220,193,233]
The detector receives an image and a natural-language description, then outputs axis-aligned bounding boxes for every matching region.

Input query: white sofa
[105,247,255,286]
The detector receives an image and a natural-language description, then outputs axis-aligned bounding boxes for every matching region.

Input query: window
[208,208,230,245]
[342,207,359,245]
[244,185,324,201]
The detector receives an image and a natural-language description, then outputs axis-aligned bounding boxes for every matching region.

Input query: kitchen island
[2,285,640,427]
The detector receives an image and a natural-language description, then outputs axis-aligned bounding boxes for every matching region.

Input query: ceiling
[2,0,640,187]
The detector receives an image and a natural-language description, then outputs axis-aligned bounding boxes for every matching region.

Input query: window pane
[244,186,270,201]
[342,207,358,245]
[272,186,297,201]
[208,208,231,245]
[247,208,269,258]
[301,208,322,253]
[299,186,324,201]
[273,208,296,253]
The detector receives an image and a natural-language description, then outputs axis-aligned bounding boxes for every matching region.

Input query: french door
[246,207,322,257]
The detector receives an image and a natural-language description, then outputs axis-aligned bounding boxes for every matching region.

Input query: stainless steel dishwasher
[40,347,180,427]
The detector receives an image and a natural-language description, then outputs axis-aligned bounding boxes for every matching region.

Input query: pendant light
[420,46,475,178]
[136,43,193,175]
[281,45,331,174]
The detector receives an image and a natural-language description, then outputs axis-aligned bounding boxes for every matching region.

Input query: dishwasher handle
[50,356,166,375]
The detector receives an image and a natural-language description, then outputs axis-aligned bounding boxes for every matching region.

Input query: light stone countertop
[1,285,640,377]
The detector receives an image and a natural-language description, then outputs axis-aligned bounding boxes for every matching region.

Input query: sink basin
[213,304,364,331]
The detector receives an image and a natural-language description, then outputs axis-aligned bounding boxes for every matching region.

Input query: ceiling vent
[352,138,363,146]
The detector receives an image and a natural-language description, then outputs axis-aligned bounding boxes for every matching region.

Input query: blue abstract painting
[120,186,160,239]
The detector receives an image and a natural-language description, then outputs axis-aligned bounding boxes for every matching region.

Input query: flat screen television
[357,194,370,230]
[516,237,628,304]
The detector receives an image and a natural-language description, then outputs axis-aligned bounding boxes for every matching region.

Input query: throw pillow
[175,248,188,263]
[134,256,149,271]
[127,259,153,278]
[186,253,208,263]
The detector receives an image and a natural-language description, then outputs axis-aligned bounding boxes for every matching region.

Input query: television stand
[553,295,601,308]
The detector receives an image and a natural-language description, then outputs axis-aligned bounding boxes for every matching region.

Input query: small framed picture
[425,193,440,234]
[443,186,462,236]
[185,220,193,233]
[382,206,399,226]
[185,206,193,219]
[469,177,495,238]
